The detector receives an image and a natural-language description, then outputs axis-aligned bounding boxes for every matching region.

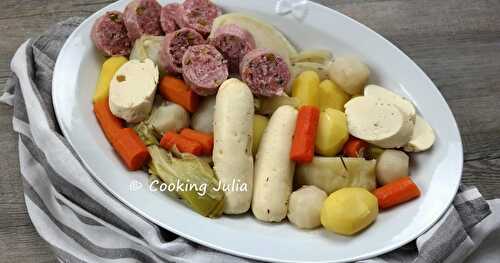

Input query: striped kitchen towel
[1,17,499,263]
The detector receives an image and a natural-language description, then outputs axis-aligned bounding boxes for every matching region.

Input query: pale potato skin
[191,96,216,133]
[376,149,409,185]
[252,105,298,222]
[287,186,327,229]
[213,79,254,214]
[328,56,370,95]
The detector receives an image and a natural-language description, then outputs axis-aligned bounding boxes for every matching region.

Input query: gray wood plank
[0,0,499,261]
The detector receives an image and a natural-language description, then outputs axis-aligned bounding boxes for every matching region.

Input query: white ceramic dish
[52,0,463,262]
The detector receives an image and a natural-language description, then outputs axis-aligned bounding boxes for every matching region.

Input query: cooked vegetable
[318,79,351,112]
[373,176,420,209]
[211,13,298,66]
[252,105,297,222]
[376,150,409,185]
[343,136,369,158]
[290,106,320,164]
[315,108,349,156]
[213,78,254,214]
[404,115,436,152]
[148,145,224,217]
[291,62,330,80]
[134,120,159,146]
[148,101,189,135]
[328,55,370,95]
[180,128,214,155]
[295,157,376,194]
[191,96,216,133]
[160,131,203,156]
[112,128,150,171]
[255,94,299,115]
[130,35,164,67]
[291,49,332,64]
[93,99,124,143]
[109,59,159,123]
[292,71,320,106]
[93,56,128,102]
[159,75,200,113]
[252,115,269,155]
[365,145,385,160]
[321,188,378,235]
[287,185,327,229]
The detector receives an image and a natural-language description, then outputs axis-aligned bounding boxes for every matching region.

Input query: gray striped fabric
[0,18,492,263]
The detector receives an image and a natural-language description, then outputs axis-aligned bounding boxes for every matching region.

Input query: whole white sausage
[213,78,254,214]
[252,105,298,222]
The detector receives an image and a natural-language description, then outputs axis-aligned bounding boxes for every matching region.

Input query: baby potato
[328,56,370,95]
[321,188,378,235]
[287,186,327,229]
[292,70,320,106]
[252,115,269,155]
[315,108,349,156]
[376,149,409,185]
[318,80,351,112]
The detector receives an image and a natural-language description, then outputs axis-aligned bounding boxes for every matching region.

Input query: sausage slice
[123,0,163,41]
[159,28,205,74]
[182,44,228,96]
[160,3,179,33]
[91,11,132,56]
[178,0,222,35]
[240,49,291,97]
[209,24,256,73]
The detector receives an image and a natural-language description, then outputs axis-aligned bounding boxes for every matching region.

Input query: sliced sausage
[123,0,162,41]
[177,0,222,35]
[240,49,291,97]
[91,11,132,56]
[209,24,256,73]
[159,28,205,74]
[160,3,179,33]
[182,44,228,96]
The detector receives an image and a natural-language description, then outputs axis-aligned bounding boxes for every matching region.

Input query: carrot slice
[159,75,200,112]
[343,136,369,158]
[179,128,214,155]
[112,128,150,171]
[373,176,421,209]
[290,106,320,163]
[160,131,203,156]
[93,99,124,143]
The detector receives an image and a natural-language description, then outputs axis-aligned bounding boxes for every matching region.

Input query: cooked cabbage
[130,35,164,66]
[295,157,376,194]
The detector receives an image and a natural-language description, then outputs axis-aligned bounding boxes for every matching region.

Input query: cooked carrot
[112,128,150,171]
[159,75,200,112]
[180,128,214,155]
[373,176,421,209]
[93,99,124,143]
[343,136,369,158]
[290,106,320,163]
[160,131,203,156]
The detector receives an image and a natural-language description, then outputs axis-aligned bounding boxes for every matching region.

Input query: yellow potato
[93,56,128,102]
[291,70,320,106]
[318,80,351,112]
[321,188,378,235]
[315,108,349,156]
[252,114,269,155]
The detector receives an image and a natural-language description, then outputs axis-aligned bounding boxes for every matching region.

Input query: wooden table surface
[1,0,499,262]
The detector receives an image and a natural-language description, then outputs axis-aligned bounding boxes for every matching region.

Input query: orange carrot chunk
[159,75,200,113]
[112,128,150,171]
[373,176,421,209]
[179,128,214,155]
[93,99,124,143]
[160,131,203,156]
[343,136,369,158]
[290,106,320,164]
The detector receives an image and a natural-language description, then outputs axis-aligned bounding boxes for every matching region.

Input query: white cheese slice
[404,115,435,152]
[109,59,159,123]
[345,96,408,148]
[364,84,416,146]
